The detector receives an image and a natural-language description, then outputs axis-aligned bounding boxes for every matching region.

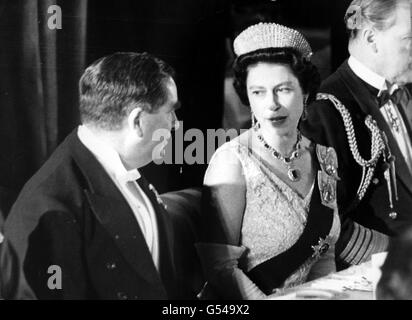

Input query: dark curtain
[87,0,230,193]
[0,0,229,217]
[1,0,338,219]
[0,0,87,217]
[330,0,352,71]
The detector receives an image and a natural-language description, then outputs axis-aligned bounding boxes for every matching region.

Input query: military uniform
[301,60,412,268]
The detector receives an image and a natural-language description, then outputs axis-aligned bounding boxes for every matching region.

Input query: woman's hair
[233,47,320,107]
[344,0,405,39]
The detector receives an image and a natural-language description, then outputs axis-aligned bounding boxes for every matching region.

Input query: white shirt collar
[77,125,141,183]
[348,56,388,93]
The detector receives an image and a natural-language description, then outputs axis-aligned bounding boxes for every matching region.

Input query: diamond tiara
[233,22,313,59]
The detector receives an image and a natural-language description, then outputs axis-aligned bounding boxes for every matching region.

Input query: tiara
[233,22,313,59]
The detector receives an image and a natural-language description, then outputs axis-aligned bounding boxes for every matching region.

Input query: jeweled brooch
[311,236,331,259]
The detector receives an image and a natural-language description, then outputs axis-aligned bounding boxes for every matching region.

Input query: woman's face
[246,62,306,134]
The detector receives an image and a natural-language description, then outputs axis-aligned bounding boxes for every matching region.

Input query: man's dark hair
[233,47,320,107]
[79,52,175,130]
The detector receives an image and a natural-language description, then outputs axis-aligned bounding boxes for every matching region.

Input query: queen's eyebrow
[248,81,294,90]
[248,85,266,90]
[274,81,294,88]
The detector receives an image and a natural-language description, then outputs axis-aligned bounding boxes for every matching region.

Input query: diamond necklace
[254,124,302,182]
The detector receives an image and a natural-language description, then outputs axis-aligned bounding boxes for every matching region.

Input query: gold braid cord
[316,93,385,201]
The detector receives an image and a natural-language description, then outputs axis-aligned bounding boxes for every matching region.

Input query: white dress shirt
[77,125,160,270]
[348,56,412,173]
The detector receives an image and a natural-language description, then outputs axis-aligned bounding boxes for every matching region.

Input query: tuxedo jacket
[301,61,412,267]
[0,129,184,299]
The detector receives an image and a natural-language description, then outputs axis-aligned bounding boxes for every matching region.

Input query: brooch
[148,184,168,210]
[316,145,340,180]
[317,171,337,209]
[311,236,331,259]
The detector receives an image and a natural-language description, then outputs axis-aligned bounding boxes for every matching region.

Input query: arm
[197,147,267,299]
[337,220,388,267]
[0,237,36,299]
[301,99,389,267]
[22,211,91,299]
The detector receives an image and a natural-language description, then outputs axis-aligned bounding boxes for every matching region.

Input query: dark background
[0,0,352,219]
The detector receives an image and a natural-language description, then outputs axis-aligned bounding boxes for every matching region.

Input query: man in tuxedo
[301,0,412,269]
[0,52,184,299]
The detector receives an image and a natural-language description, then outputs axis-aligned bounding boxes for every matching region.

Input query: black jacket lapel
[84,191,164,288]
[136,175,179,299]
[397,96,412,139]
[68,132,166,294]
[338,62,412,195]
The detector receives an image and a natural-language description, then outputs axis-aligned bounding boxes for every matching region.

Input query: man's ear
[362,27,378,52]
[127,107,144,137]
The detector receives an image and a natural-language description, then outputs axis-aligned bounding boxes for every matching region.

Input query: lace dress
[213,137,341,290]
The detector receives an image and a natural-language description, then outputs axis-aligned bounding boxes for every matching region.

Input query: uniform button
[117,292,128,300]
[114,235,120,240]
[372,178,379,185]
[106,262,117,270]
[389,212,397,220]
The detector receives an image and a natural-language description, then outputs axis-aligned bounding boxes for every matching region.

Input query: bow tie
[117,169,141,183]
[378,87,405,107]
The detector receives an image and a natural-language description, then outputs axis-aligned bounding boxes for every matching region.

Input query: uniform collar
[348,56,401,100]
[348,56,389,92]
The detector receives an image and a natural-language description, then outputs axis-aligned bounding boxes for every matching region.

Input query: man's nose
[171,112,180,131]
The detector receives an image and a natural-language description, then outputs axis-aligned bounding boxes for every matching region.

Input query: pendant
[287,168,301,182]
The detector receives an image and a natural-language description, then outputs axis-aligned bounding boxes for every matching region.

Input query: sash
[246,146,336,295]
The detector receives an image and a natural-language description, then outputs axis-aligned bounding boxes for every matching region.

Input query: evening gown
[197,133,341,299]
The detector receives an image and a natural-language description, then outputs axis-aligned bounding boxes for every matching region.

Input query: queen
[196,23,342,299]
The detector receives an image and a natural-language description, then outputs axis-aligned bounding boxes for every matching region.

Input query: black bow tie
[378,87,405,107]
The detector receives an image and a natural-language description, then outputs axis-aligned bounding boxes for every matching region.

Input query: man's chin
[394,66,412,85]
